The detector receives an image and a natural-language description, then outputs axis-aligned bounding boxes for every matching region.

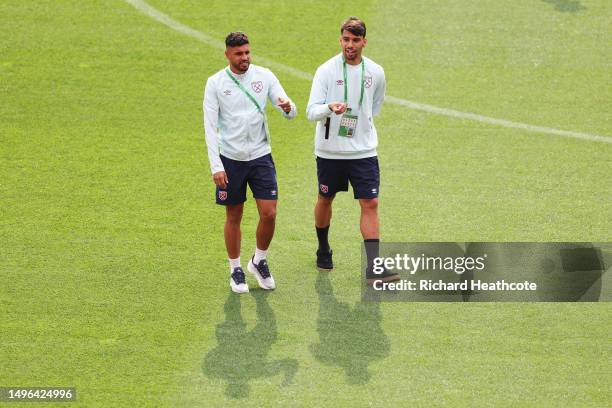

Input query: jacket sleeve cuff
[307,103,332,121]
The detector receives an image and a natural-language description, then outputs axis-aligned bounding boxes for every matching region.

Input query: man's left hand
[277,97,292,113]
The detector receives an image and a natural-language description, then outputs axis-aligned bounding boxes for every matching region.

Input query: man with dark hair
[306,17,399,284]
[341,16,366,38]
[204,32,297,293]
[225,31,249,48]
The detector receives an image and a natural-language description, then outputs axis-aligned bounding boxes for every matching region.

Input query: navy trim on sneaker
[251,258,271,278]
[231,267,246,284]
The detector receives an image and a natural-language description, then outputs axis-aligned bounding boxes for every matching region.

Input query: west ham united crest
[364,76,373,88]
[218,191,227,201]
[320,184,329,193]
[251,81,263,93]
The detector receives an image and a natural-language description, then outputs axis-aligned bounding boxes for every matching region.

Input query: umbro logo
[271,190,277,196]
[223,90,231,96]
[371,188,377,194]
[336,80,344,86]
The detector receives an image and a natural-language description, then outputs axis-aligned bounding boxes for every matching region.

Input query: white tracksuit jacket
[306,54,385,160]
[204,64,296,174]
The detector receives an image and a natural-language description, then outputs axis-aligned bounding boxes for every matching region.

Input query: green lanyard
[225,68,263,113]
[342,57,365,108]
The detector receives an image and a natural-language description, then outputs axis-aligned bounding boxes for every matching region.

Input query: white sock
[253,247,268,264]
[229,257,241,273]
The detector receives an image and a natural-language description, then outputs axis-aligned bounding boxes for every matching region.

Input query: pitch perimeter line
[125,0,612,144]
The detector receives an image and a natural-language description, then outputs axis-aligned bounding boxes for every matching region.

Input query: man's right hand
[213,171,229,189]
[328,102,347,115]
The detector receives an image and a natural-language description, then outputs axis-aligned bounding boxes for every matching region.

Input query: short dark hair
[225,32,249,48]
[340,17,366,38]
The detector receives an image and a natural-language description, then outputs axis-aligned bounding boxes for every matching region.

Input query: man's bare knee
[259,206,276,222]
[359,198,378,211]
[317,194,335,206]
[226,204,244,224]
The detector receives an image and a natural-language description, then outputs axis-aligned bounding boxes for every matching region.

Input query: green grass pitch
[1,0,611,406]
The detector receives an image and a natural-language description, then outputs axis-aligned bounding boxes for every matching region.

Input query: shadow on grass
[202,291,298,399]
[542,0,585,12]
[310,272,390,384]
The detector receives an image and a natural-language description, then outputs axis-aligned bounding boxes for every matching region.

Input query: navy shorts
[316,156,380,199]
[216,154,278,205]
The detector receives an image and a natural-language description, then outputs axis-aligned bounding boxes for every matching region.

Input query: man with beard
[204,32,296,293]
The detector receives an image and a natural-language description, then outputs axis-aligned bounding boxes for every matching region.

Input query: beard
[232,60,250,73]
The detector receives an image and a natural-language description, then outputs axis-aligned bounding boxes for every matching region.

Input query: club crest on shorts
[251,81,263,93]
[320,184,329,193]
[365,76,373,88]
[218,191,228,201]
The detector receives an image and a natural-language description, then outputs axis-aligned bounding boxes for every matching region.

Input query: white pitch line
[125,0,612,144]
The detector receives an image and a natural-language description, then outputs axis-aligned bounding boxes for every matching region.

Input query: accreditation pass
[338,108,358,137]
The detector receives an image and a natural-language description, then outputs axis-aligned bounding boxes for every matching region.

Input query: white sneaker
[247,257,276,290]
[230,267,249,294]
